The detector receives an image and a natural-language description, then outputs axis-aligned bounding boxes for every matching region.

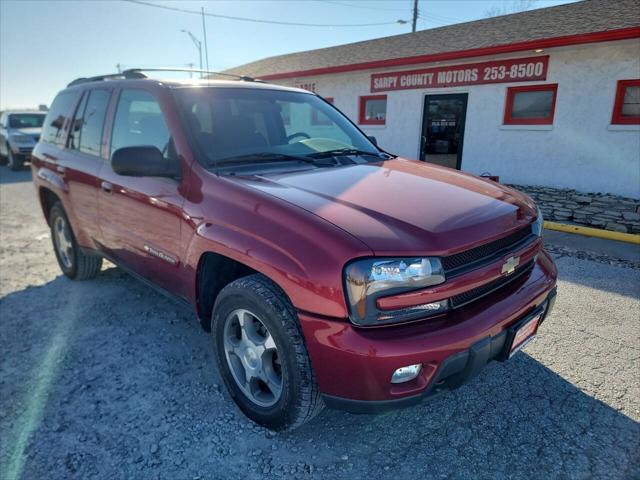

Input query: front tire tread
[213,274,324,430]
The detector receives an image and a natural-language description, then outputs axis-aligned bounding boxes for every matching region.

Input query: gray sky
[0,0,576,109]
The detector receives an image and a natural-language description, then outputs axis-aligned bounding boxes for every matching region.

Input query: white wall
[276,39,640,198]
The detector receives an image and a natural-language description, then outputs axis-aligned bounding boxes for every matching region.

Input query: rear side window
[68,89,111,157]
[42,91,77,145]
[111,89,171,156]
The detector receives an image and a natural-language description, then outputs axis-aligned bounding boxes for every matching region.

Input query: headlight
[344,257,446,326]
[10,134,33,144]
[532,207,544,237]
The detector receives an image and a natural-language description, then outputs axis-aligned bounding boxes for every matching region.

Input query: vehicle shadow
[297,353,640,479]
[0,267,638,479]
[0,166,32,184]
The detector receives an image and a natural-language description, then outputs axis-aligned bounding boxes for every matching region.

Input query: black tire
[7,149,23,171]
[212,274,324,431]
[49,202,102,280]
[0,145,7,166]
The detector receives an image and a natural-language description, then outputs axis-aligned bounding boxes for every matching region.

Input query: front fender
[182,174,373,319]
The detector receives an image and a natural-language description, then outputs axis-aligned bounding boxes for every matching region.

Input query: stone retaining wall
[510,185,640,234]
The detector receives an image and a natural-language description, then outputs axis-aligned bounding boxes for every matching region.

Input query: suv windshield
[175,87,381,167]
[9,113,46,128]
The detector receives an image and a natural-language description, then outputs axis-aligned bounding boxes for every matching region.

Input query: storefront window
[612,79,640,125]
[504,84,557,125]
[359,95,387,125]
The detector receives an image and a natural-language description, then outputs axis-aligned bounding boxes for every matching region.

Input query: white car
[0,111,46,170]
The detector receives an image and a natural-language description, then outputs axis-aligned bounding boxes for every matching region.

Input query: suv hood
[234,158,537,255]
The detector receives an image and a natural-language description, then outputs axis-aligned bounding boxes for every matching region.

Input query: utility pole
[201,7,210,74]
[116,63,122,73]
[412,0,418,33]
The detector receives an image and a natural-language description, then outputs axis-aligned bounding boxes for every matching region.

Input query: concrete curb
[544,221,640,245]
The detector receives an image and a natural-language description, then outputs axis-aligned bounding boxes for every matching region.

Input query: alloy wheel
[223,308,283,407]
[53,215,74,269]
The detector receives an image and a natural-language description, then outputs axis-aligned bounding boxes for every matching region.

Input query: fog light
[391,364,422,384]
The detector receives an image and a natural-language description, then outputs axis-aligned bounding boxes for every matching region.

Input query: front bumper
[298,250,557,412]
[324,288,556,413]
[10,144,34,157]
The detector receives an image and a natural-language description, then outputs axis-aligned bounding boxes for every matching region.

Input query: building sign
[370,56,549,93]
[295,82,317,92]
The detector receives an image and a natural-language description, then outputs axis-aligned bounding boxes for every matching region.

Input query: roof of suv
[63,76,312,95]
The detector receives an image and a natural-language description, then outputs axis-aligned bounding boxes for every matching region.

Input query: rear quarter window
[42,91,78,146]
[68,89,111,157]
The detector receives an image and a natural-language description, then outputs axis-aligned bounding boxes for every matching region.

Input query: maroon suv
[32,70,557,430]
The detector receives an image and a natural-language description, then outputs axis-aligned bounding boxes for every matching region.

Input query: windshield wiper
[308,148,386,160]
[215,152,334,166]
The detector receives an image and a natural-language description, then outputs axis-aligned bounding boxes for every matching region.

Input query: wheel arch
[195,251,263,332]
[39,186,61,225]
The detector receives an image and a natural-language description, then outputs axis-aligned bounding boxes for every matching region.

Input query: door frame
[419,92,469,170]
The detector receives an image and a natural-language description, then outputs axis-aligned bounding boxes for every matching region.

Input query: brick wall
[511,185,640,234]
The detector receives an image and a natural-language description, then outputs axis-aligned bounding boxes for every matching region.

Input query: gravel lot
[1,167,639,480]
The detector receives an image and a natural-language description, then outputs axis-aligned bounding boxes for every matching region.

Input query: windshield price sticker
[371,56,549,92]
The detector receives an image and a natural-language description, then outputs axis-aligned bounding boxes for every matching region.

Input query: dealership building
[227,0,640,231]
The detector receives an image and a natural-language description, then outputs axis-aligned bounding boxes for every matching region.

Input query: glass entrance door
[420,93,468,169]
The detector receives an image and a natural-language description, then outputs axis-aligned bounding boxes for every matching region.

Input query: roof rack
[67,71,146,87]
[67,68,261,87]
[123,68,261,83]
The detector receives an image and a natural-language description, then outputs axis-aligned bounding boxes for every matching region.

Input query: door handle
[100,181,113,193]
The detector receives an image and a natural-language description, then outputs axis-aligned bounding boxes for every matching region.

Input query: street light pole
[180,29,203,77]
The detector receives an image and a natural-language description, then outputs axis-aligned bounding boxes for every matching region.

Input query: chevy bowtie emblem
[501,256,520,275]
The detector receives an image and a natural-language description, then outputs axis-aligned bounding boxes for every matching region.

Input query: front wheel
[212,274,323,431]
[49,202,102,280]
[0,144,7,165]
[7,149,23,171]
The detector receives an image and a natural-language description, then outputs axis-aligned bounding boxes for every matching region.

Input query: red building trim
[611,79,640,125]
[359,95,387,125]
[503,84,558,125]
[259,27,640,81]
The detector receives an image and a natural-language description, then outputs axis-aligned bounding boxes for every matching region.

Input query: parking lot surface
[1,167,639,480]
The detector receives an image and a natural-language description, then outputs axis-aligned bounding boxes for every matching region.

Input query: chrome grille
[442,226,533,275]
[449,260,534,309]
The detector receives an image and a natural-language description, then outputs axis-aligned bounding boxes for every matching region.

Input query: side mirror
[111,146,181,178]
[367,135,378,146]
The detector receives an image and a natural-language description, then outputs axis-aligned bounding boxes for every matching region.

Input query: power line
[420,11,467,23]
[318,0,467,24]
[123,0,408,27]
[318,0,412,12]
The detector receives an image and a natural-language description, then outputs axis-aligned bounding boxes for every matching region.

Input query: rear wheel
[7,149,23,171]
[50,202,102,280]
[212,274,323,430]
